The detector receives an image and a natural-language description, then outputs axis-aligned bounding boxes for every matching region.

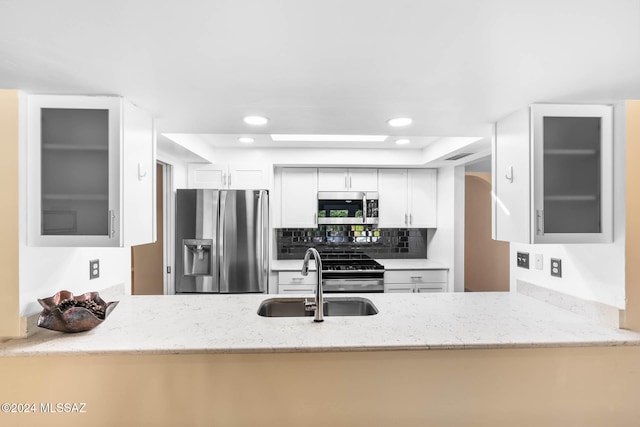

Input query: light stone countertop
[271,258,448,271]
[1,292,640,357]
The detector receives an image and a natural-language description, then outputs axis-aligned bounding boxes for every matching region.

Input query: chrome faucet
[301,247,323,322]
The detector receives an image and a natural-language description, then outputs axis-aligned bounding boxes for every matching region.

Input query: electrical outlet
[517,252,529,269]
[90,259,100,280]
[551,258,562,278]
[535,254,543,270]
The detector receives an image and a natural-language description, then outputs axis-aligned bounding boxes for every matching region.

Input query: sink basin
[257,297,378,318]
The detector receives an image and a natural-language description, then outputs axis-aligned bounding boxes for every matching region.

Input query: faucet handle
[304,298,317,312]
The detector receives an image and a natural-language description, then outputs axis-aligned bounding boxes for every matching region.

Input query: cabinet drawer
[384,269,448,284]
[278,271,318,285]
[384,283,415,293]
[416,283,446,293]
[278,284,315,294]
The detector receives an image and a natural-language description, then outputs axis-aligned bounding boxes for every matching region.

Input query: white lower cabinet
[384,270,448,293]
[277,271,317,294]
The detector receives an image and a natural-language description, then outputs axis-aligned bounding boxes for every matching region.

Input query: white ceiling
[1,0,639,150]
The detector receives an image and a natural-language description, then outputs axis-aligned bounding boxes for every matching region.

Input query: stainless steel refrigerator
[175,189,268,293]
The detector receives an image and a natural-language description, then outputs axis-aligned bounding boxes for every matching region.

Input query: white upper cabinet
[378,169,409,227]
[27,94,155,247]
[493,103,613,244]
[378,169,437,228]
[280,168,318,228]
[408,169,437,228]
[188,163,268,190]
[317,168,378,191]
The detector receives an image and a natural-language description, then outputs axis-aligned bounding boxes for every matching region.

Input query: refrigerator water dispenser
[183,239,213,276]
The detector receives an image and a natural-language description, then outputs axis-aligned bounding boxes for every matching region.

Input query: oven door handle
[322,279,384,286]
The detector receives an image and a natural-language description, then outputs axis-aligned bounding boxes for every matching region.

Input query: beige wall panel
[0,90,21,337]
[465,173,509,291]
[132,163,164,295]
[626,100,640,330]
[1,347,640,426]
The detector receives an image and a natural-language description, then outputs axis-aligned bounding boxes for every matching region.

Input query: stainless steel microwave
[317,191,379,225]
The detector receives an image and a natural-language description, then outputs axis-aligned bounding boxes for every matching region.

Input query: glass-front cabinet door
[531,104,613,243]
[27,95,124,247]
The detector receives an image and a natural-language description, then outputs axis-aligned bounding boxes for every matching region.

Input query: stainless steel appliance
[175,189,268,293]
[317,191,379,225]
[320,253,385,293]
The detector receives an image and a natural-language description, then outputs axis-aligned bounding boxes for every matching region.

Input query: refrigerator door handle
[218,191,228,292]
[263,191,269,293]
[257,191,267,293]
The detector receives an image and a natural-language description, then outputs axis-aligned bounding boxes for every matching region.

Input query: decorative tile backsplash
[276,225,427,259]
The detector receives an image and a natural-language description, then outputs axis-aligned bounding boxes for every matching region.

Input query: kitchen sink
[257,297,378,317]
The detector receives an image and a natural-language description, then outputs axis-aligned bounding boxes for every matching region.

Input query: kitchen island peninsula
[1,292,640,426]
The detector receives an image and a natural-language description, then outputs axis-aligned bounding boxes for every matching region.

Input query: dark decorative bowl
[37,290,119,333]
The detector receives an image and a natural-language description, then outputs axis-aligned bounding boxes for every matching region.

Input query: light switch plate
[535,254,543,270]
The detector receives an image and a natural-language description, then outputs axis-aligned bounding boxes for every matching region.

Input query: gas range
[319,252,385,293]
[322,259,385,272]
[321,252,385,272]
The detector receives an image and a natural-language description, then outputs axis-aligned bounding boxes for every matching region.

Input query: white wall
[18,247,131,316]
[18,111,131,315]
[509,103,627,308]
[427,166,465,292]
[157,143,192,295]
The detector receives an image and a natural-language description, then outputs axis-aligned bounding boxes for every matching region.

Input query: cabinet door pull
[536,210,544,236]
[222,173,227,187]
[505,166,513,183]
[349,176,352,189]
[409,213,413,226]
[344,176,348,189]
[108,210,116,238]
[228,173,231,187]
[405,213,408,226]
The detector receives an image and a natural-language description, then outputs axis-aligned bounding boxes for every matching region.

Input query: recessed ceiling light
[395,139,411,145]
[238,137,255,143]
[270,134,388,142]
[387,117,413,127]
[243,116,269,126]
